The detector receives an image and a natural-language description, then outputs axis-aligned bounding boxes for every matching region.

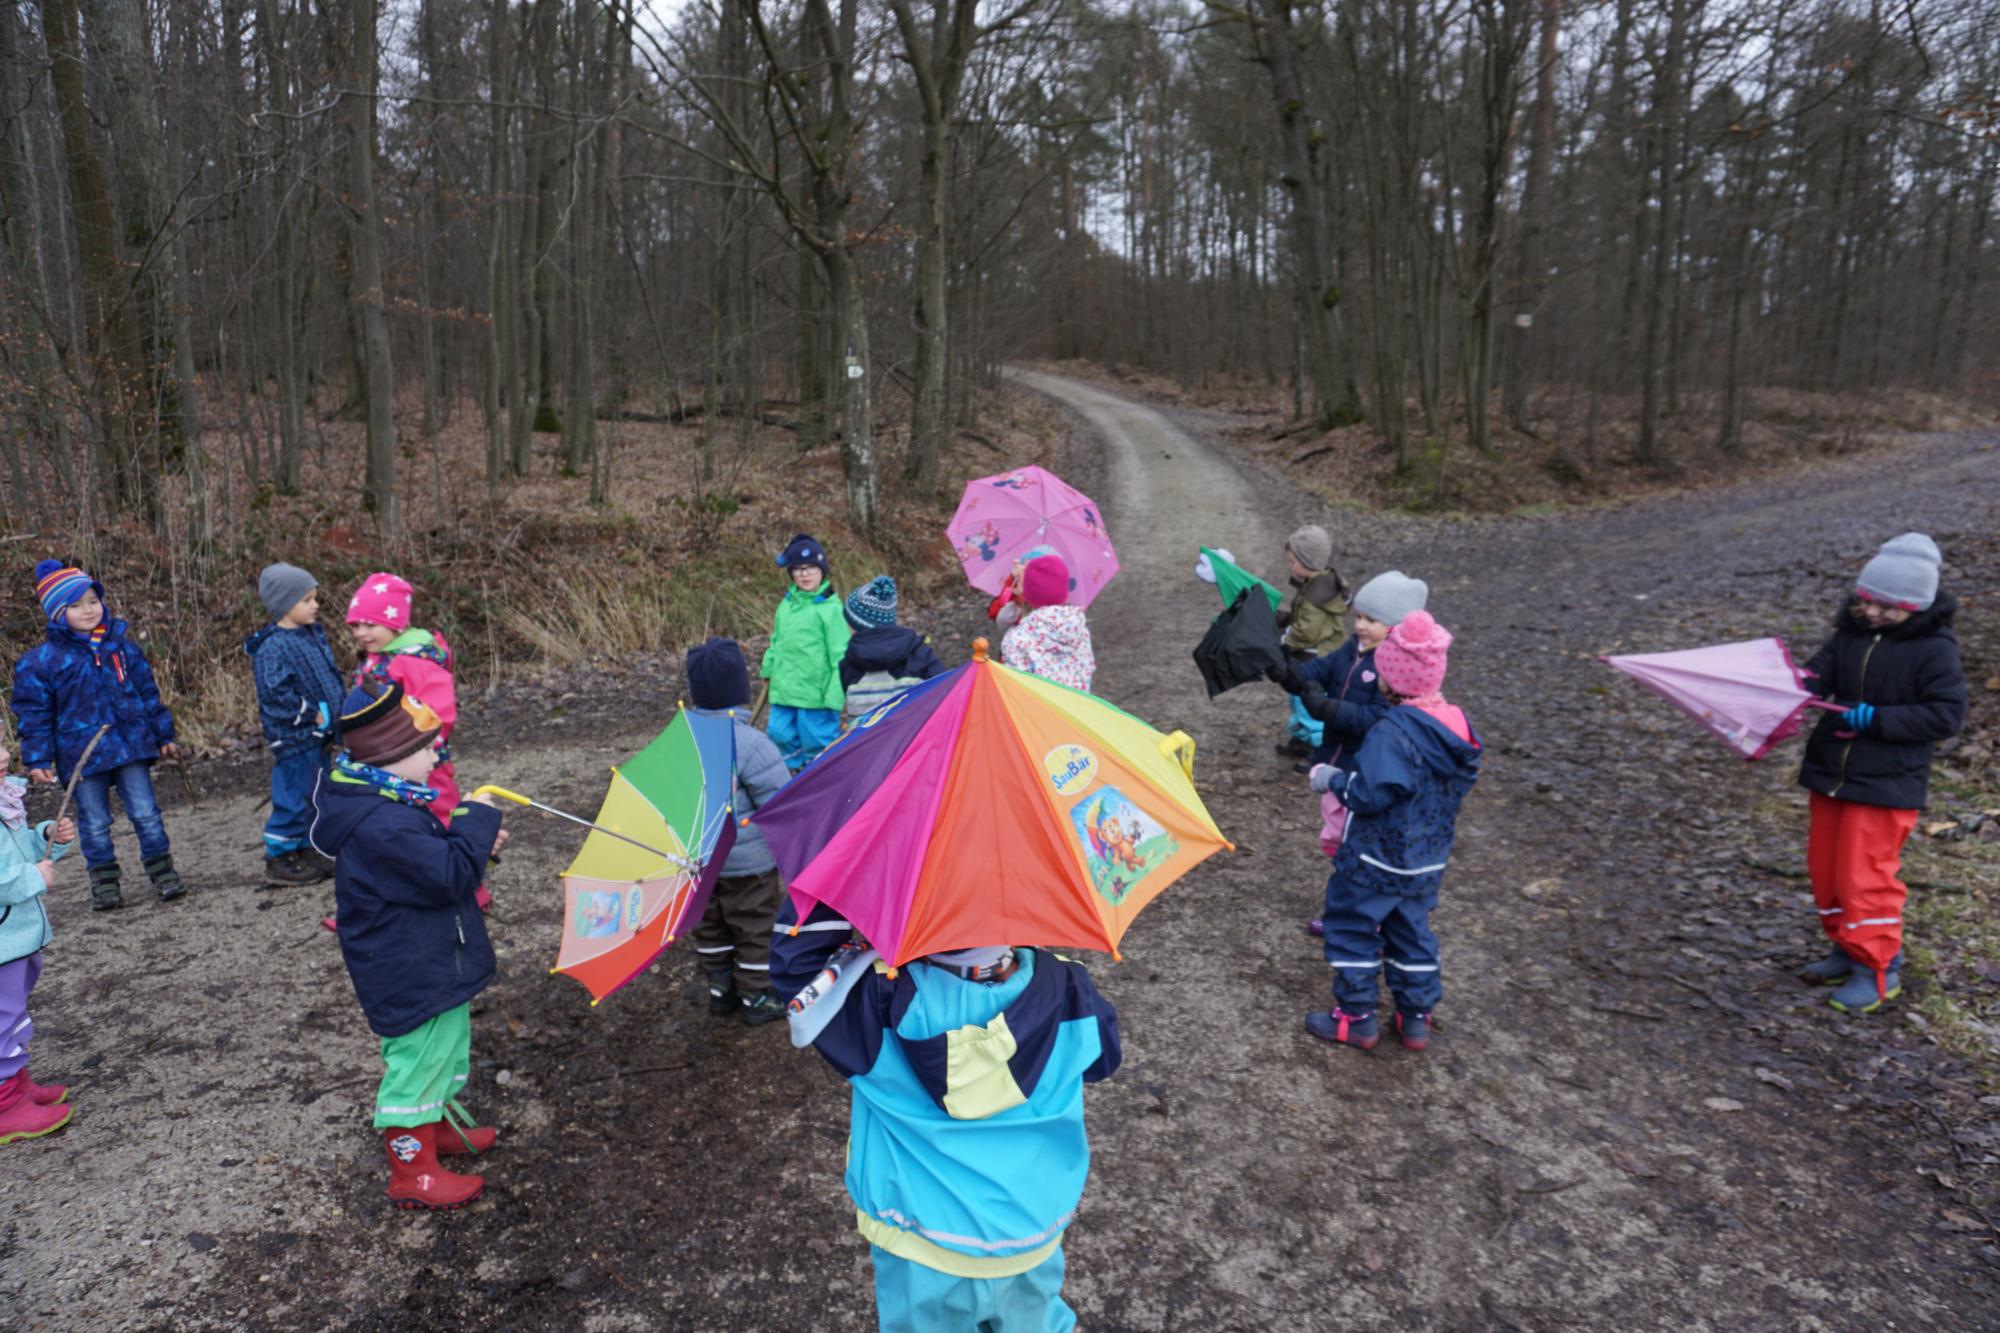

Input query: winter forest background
[0,0,1996,729]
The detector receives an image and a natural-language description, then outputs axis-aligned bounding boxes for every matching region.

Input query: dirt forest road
[4,370,1997,1330]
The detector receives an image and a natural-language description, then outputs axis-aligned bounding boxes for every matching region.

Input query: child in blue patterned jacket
[775,927,1120,1331]
[10,561,180,910]
[246,563,347,888]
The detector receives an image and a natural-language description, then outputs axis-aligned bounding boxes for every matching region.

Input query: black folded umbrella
[1192,587,1286,699]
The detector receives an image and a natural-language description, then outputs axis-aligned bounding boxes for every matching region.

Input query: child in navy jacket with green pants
[1308,611,1481,1053]
[310,678,505,1211]
[776,923,1120,1332]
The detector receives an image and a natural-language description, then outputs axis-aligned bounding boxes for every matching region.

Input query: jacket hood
[309,768,396,857]
[1832,590,1957,642]
[1301,570,1348,605]
[1021,605,1090,655]
[244,624,279,656]
[1399,708,1483,781]
[846,625,927,672]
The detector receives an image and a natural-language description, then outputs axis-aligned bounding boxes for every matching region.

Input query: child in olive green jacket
[762,534,851,770]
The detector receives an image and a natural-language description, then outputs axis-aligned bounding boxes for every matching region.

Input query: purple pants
[0,952,43,1081]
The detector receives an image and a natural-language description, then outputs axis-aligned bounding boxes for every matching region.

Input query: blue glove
[1839,703,1876,733]
[1308,764,1342,794]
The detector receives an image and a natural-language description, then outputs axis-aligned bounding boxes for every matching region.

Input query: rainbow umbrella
[542,708,736,1004]
[949,465,1119,609]
[751,642,1230,968]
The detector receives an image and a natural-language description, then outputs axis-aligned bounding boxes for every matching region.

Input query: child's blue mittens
[1308,764,1343,794]
[1839,702,1876,733]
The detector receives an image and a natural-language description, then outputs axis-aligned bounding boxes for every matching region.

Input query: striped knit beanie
[34,560,104,626]
[846,575,899,629]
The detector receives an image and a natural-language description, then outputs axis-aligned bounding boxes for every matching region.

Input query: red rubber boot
[0,1070,73,1146]
[22,1069,68,1105]
[434,1119,498,1156]
[384,1124,485,1210]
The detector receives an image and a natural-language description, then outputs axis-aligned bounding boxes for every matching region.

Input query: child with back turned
[776,920,1121,1331]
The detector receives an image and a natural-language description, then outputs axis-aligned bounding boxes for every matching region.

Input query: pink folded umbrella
[1602,637,1841,760]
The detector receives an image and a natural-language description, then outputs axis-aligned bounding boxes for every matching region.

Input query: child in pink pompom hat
[338,573,488,919]
[1304,608,1481,1054]
[997,554,1096,692]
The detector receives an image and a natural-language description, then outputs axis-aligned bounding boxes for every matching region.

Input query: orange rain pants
[1807,792,1918,981]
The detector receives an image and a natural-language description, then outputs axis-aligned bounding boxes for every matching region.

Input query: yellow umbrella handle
[472,785,534,806]
[1159,731,1196,781]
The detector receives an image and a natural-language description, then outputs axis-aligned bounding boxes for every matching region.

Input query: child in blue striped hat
[9,561,181,909]
[839,575,947,725]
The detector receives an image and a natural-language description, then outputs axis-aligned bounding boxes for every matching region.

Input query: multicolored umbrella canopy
[552,707,737,1003]
[752,643,1230,967]
[1199,546,1284,615]
[949,465,1119,609]
[1602,637,1836,760]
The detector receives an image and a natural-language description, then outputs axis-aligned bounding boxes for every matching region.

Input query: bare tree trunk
[890,0,978,497]
[563,0,601,478]
[1636,0,1685,471]
[343,0,398,534]
[1503,0,1558,432]
[45,0,150,515]
[1248,0,1361,430]
[485,0,514,490]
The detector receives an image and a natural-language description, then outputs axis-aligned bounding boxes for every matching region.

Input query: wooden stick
[51,725,110,834]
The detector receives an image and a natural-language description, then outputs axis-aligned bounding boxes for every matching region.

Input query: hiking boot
[1304,1008,1378,1050]
[1293,760,1313,776]
[1395,1011,1432,1051]
[384,1124,484,1210]
[263,852,325,888]
[143,853,185,902]
[1275,739,1311,759]
[434,1120,498,1157]
[739,991,785,1027]
[1302,917,1325,939]
[1799,948,1854,985]
[705,970,737,1016]
[305,848,337,877]
[1829,953,1903,1015]
[0,1071,73,1146]
[87,863,125,912]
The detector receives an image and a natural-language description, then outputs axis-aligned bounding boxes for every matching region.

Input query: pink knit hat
[1374,609,1451,700]
[1021,555,1071,609]
[346,572,414,629]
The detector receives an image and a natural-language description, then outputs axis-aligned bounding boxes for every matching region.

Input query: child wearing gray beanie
[1792,531,1965,1015]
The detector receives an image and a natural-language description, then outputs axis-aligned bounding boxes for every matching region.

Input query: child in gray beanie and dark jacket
[1795,533,1965,1014]
[246,563,347,887]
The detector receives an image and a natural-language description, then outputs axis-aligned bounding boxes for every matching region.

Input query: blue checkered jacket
[245,623,346,757]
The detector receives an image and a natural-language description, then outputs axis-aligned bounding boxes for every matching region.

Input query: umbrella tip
[788,925,800,937]
[1224,840,1237,853]
[973,637,990,663]
[886,965,898,979]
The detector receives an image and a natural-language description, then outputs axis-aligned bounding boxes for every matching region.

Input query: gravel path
[3,370,1992,1329]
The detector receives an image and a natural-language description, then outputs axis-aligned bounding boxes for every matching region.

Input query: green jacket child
[761,534,851,770]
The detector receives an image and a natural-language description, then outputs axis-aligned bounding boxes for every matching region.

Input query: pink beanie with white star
[346,572,414,629]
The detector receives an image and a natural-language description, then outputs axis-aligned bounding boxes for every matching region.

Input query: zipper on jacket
[1831,633,1882,799]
